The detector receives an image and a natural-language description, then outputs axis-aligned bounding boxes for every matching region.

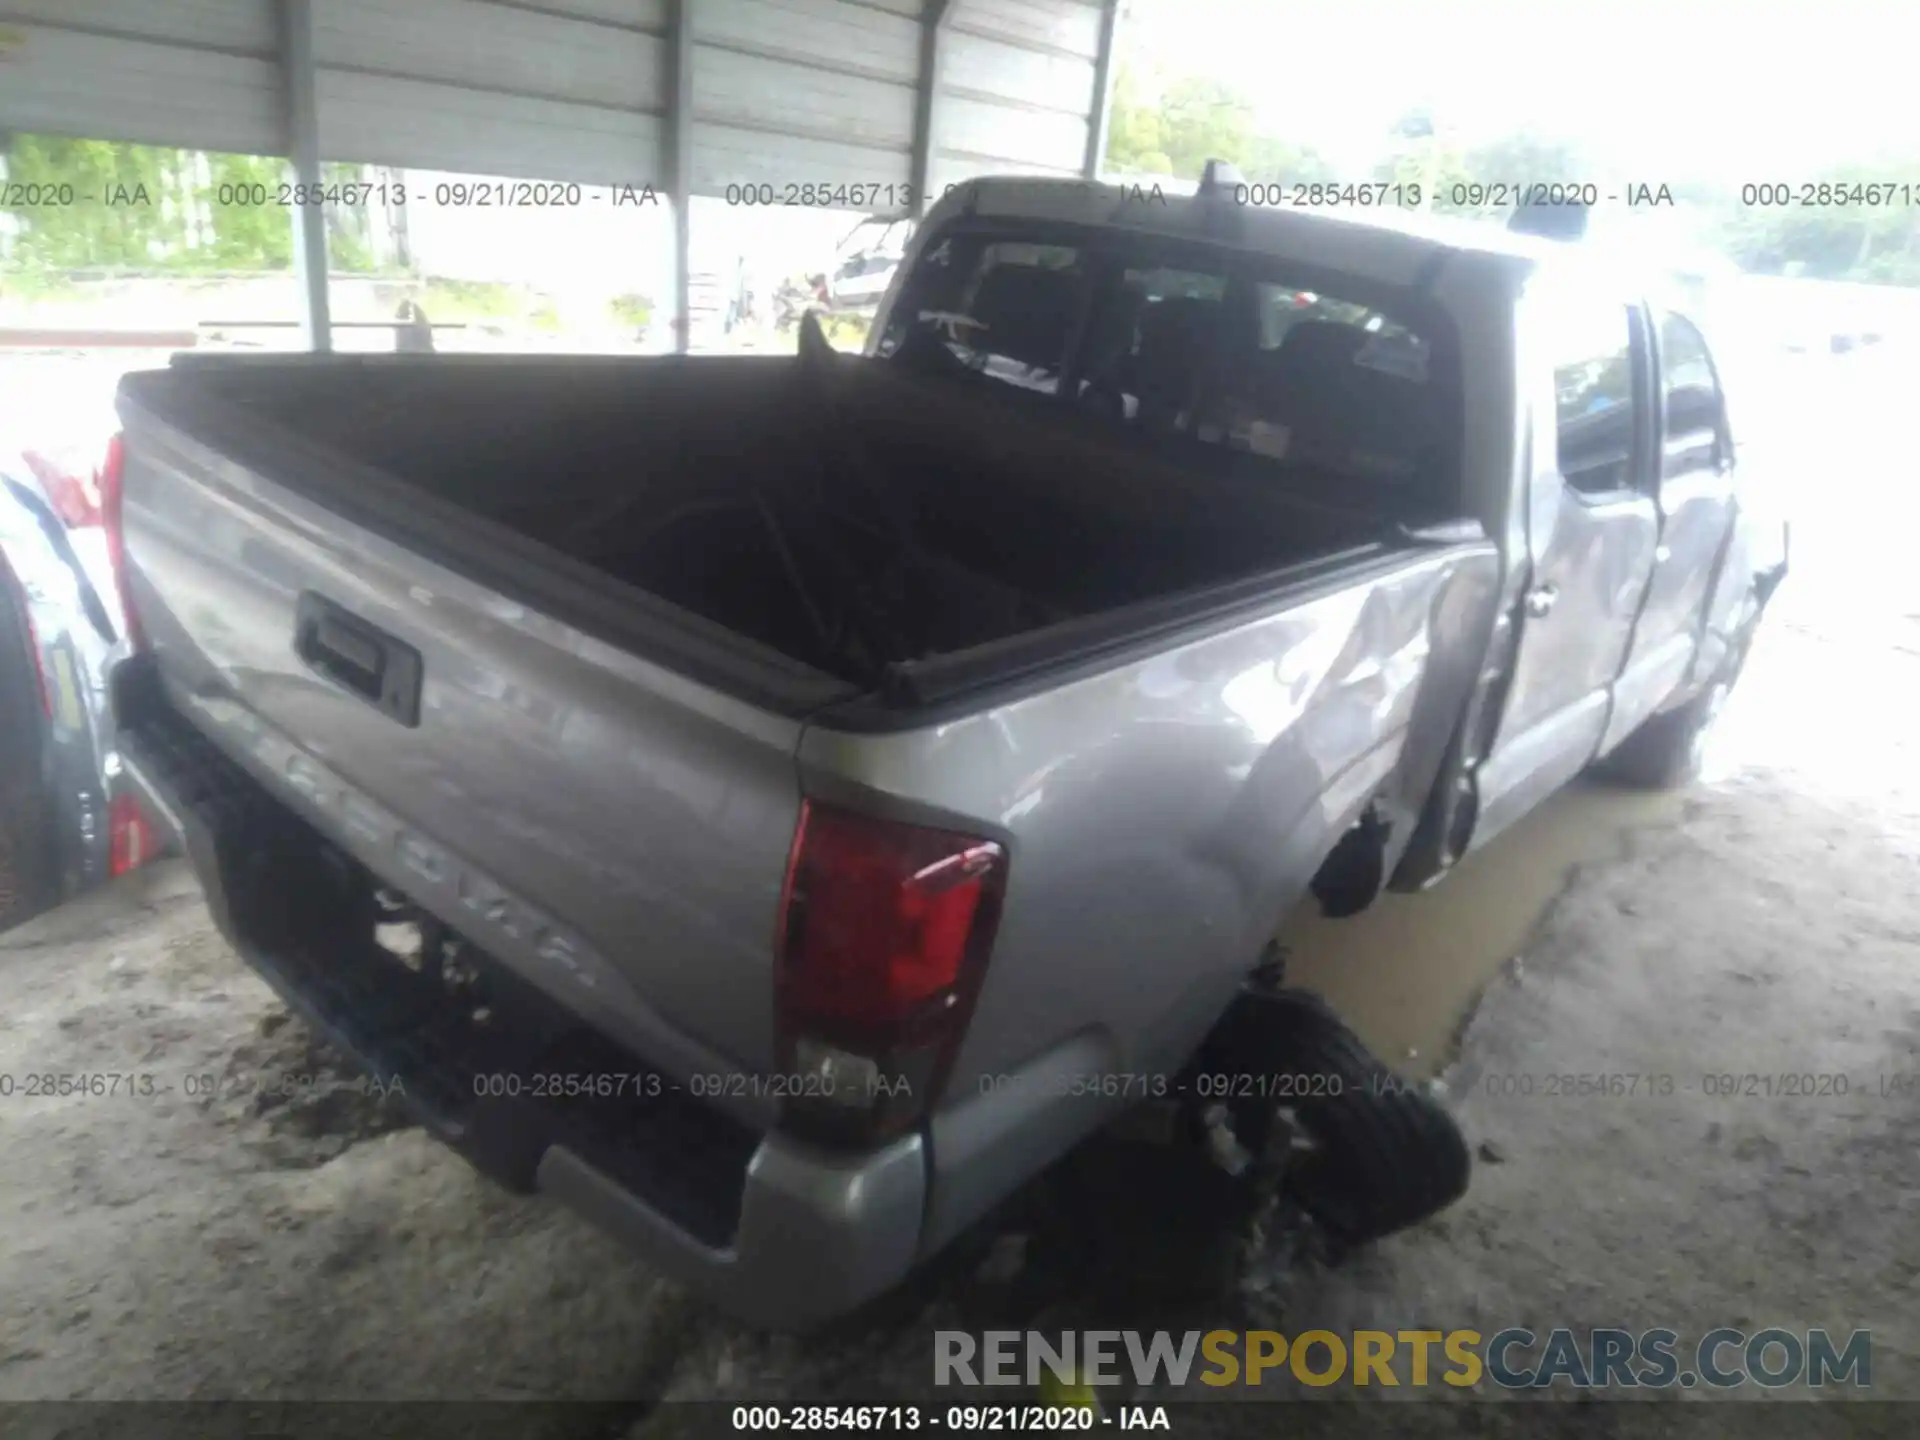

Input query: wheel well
[1309,801,1391,919]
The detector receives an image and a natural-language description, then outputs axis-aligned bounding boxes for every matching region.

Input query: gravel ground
[1,349,1914,1434]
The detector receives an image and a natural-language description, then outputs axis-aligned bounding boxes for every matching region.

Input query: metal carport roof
[0,0,1121,347]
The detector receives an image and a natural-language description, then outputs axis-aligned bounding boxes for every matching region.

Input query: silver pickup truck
[104,174,1786,1328]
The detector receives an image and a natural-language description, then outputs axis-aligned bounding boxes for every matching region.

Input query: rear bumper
[114,662,925,1329]
[536,1126,925,1330]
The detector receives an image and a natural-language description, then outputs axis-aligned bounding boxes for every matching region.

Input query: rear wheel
[954,984,1470,1314]
[1200,988,1471,1247]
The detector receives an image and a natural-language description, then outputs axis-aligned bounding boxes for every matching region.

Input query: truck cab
[1409,252,1786,871]
[879,178,1785,890]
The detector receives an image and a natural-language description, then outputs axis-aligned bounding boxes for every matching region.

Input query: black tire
[1601,616,1756,790]
[1598,678,1729,789]
[1204,990,1471,1246]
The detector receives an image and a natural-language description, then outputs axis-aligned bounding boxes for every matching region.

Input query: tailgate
[113,372,829,1111]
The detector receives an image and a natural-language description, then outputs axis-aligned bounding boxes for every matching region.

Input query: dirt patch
[0,864,694,1408]
[1278,779,1681,1079]
[190,1009,414,1170]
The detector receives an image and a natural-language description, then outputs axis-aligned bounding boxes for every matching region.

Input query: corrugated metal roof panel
[695,46,913,151]
[693,121,904,193]
[940,27,1095,115]
[0,0,1114,207]
[315,0,668,113]
[697,0,919,85]
[936,90,1087,171]
[947,0,1101,59]
[316,70,665,184]
[0,24,282,156]
[0,0,275,54]
[526,0,670,30]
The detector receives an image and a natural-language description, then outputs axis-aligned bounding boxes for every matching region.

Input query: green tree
[4,136,173,268]
[1102,60,1332,184]
[1371,117,1600,218]
[1362,112,1920,287]
[1104,62,1172,176]
[1705,164,1920,285]
[1371,106,1470,210]
[4,136,392,276]
[1460,136,1587,191]
[199,153,296,269]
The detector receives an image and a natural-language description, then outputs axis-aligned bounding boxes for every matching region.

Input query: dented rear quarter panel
[798,539,1500,1121]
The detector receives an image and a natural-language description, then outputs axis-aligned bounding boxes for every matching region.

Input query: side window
[1550,301,1639,495]
[1658,311,1726,477]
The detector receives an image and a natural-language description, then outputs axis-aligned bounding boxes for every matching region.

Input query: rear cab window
[877,236,1085,395]
[875,221,1461,514]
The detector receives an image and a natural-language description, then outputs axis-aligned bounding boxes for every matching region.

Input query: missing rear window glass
[879,225,1453,497]
[879,238,1084,395]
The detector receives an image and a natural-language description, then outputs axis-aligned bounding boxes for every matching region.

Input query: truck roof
[947,175,1559,293]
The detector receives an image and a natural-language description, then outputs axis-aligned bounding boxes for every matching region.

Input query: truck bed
[132,350,1391,692]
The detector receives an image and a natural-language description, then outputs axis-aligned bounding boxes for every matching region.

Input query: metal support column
[1082,0,1121,181]
[668,0,695,354]
[908,0,952,218]
[278,0,331,351]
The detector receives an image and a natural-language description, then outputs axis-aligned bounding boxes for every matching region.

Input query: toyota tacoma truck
[103,169,1787,1328]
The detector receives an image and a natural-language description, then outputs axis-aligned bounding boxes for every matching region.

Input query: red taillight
[108,792,159,877]
[775,800,1006,1141]
[780,805,999,1030]
[21,449,102,528]
[96,432,146,653]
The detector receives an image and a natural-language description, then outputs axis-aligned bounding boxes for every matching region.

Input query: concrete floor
[0,347,1914,1432]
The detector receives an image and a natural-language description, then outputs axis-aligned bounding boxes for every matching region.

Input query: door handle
[294,592,423,728]
[1655,544,1673,564]
[1524,584,1559,618]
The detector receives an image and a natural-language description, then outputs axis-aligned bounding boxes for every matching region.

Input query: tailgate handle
[294,593,423,728]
